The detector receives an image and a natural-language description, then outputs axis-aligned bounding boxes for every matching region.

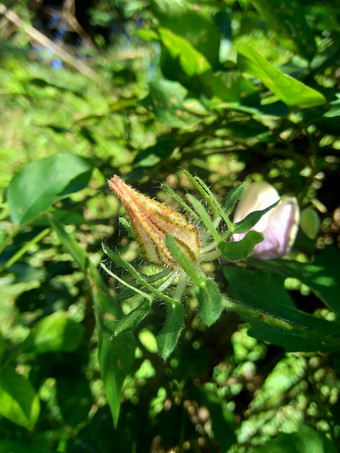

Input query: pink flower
[232,182,299,259]
[108,176,200,268]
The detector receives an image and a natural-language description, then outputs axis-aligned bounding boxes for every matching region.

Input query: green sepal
[219,231,264,261]
[113,300,152,336]
[232,200,279,234]
[195,278,222,327]
[157,301,185,360]
[222,183,244,216]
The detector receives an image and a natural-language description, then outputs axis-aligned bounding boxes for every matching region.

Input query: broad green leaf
[150,0,220,65]
[222,183,244,216]
[0,441,56,453]
[141,79,207,128]
[219,231,263,261]
[237,46,326,108]
[113,300,152,336]
[195,279,222,327]
[250,0,316,60]
[0,366,40,430]
[252,246,340,316]
[7,154,95,225]
[254,423,337,453]
[49,214,135,427]
[223,266,340,352]
[159,28,211,76]
[22,312,85,354]
[157,301,184,360]
[232,200,279,234]
[158,28,213,95]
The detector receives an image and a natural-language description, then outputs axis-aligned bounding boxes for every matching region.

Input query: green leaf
[250,0,316,60]
[49,214,135,427]
[223,266,340,352]
[22,312,85,354]
[255,424,337,453]
[159,28,211,76]
[195,279,222,327]
[158,28,213,95]
[113,300,152,336]
[237,46,326,108]
[150,0,220,65]
[219,231,264,261]
[157,301,184,360]
[222,183,244,216]
[0,366,40,430]
[7,154,95,225]
[141,79,207,128]
[251,246,340,316]
[232,200,279,234]
[0,441,57,453]
[324,94,340,117]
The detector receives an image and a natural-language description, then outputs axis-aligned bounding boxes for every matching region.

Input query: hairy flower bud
[108,176,200,268]
[232,182,299,259]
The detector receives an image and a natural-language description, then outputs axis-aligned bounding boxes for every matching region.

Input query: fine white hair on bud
[108,175,200,268]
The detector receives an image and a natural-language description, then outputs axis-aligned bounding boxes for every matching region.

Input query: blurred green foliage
[1,0,340,451]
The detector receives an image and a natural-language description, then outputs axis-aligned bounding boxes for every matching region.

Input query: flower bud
[232,182,299,259]
[108,176,200,268]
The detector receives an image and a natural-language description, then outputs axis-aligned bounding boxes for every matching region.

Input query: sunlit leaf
[7,154,95,225]
[141,79,207,128]
[257,423,337,453]
[22,312,84,354]
[250,0,316,60]
[237,46,326,108]
[150,0,220,64]
[0,366,40,430]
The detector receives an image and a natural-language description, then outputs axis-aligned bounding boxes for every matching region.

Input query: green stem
[0,227,50,273]
[222,298,340,348]
[100,263,153,301]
